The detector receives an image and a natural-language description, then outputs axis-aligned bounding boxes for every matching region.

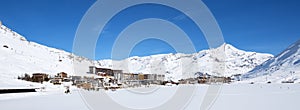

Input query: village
[18,66,233,91]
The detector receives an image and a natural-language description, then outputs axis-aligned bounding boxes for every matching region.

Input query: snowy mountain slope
[0,24,273,83]
[243,39,300,83]
[0,24,94,84]
[96,44,273,81]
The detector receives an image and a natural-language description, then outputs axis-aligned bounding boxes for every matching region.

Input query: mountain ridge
[96,42,273,81]
[0,24,273,82]
[243,39,300,83]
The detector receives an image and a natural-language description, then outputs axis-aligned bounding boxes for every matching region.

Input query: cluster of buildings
[84,66,166,89]
[18,66,235,91]
[18,72,69,84]
[18,66,167,90]
[178,76,232,85]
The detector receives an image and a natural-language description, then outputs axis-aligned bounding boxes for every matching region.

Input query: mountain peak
[213,43,241,53]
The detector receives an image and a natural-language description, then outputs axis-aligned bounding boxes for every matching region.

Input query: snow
[1,84,300,110]
[0,24,95,89]
[0,90,89,110]
[209,83,300,110]
[96,44,273,81]
[243,39,300,83]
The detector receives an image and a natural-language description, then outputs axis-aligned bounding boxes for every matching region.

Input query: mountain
[96,44,273,81]
[243,40,300,83]
[0,23,273,84]
[0,24,95,87]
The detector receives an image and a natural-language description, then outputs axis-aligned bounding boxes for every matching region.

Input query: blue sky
[0,0,299,60]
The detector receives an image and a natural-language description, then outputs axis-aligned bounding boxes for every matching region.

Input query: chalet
[57,72,68,78]
[32,73,48,82]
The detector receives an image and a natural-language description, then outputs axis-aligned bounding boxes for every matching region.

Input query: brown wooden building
[32,73,48,82]
[57,72,68,78]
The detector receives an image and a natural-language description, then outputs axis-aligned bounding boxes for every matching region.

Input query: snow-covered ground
[209,83,300,110]
[1,84,300,110]
[0,90,89,110]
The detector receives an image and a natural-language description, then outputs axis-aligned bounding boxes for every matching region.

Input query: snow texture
[243,39,300,83]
